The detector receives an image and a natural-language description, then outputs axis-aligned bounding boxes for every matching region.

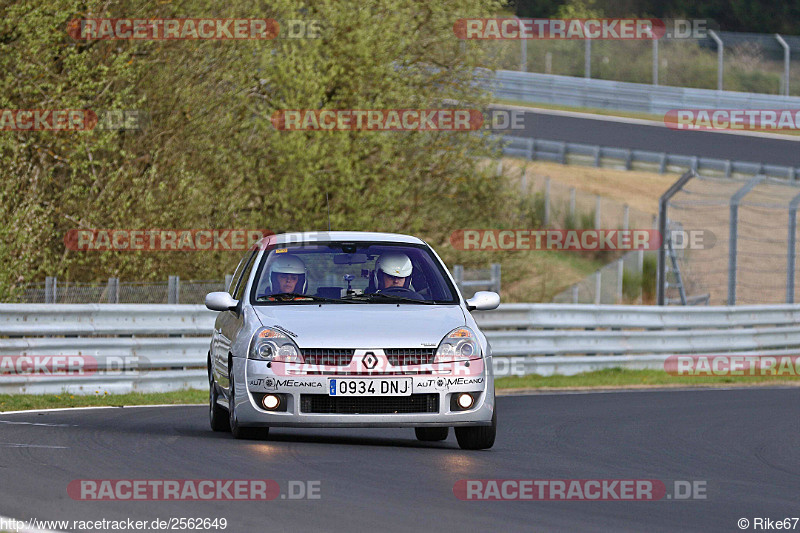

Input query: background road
[502,109,800,167]
[0,388,797,532]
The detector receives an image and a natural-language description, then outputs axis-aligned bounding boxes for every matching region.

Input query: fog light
[262,394,281,410]
[457,393,474,409]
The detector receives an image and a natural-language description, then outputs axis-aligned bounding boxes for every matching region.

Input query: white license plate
[328,378,412,396]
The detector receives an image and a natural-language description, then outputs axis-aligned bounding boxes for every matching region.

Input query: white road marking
[0,443,68,449]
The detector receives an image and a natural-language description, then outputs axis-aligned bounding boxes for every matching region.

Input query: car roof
[256,231,426,248]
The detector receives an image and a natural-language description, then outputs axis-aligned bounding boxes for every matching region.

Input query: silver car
[205,231,500,449]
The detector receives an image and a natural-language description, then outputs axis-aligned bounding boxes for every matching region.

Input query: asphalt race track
[503,109,800,167]
[0,388,797,532]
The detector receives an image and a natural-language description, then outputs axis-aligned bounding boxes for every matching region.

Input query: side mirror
[205,292,238,312]
[466,291,500,311]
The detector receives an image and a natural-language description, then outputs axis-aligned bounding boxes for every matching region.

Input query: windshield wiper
[341,292,436,304]
[257,293,360,303]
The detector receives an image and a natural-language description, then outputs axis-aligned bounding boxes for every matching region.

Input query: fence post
[584,37,591,79]
[452,264,464,292]
[617,259,624,303]
[594,270,601,304]
[728,175,765,305]
[168,275,180,304]
[594,195,601,229]
[657,171,695,305]
[709,30,724,91]
[652,37,659,86]
[107,277,119,304]
[545,51,552,74]
[544,177,550,226]
[569,188,576,222]
[572,285,579,304]
[623,204,629,231]
[45,276,56,303]
[491,263,501,294]
[637,249,644,304]
[786,192,800,302]
[776,34,790,96]
[520,34,527,72]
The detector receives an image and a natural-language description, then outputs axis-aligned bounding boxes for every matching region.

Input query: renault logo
[362,352,378,369]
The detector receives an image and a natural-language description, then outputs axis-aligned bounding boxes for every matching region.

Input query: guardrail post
[659,153,667,174]
[572,285,579,303]
[658,171,696,305]
[709,30,724,91]
[594,195,601,229]
[491,263,501,294]
[545,51,552,74]
[45,276,56,304]
[168,276,180,304]
[527,138,535,160]
[776,34,790,96]
[107,277,119,304]
[728,175,765,305]
[625,149,632,170]
[520,33,527,72]
[724,160,732,178]
[594,270,601,304]
[559,142,567,165]
[786,191,800,302]
[594,146,601,167]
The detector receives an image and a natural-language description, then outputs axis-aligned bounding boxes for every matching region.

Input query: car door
[216,248,259,394]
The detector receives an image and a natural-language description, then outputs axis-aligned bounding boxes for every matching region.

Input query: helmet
[375,252,412,290]
[268,254,307,293]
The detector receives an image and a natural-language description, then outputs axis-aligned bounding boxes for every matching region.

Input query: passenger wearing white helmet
[375,252,413,291]
[268,254,307,295]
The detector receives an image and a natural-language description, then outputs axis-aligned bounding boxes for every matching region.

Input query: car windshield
[251,242,458,304]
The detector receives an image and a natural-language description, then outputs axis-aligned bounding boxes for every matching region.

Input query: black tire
[228,368,269,440]
[415,427,449,441]
[455,405,496,450]
[209,379,230,432]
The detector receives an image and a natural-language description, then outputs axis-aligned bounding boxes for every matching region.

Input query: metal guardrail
[2,303,799,393]
[499,134,799,181]
[487,70,800,115]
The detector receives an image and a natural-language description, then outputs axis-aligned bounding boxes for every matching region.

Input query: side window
[228,251,252,295]
[233,250,258,301]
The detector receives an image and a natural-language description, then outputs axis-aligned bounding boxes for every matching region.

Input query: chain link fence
[487,30,800,96]
[665,173,800,305]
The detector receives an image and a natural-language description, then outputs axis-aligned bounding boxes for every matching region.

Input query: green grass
[0,389,206,412]
[497,367,800,389]
[1,369,797,412]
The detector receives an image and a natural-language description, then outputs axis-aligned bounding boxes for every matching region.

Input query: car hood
[253,304,466,348]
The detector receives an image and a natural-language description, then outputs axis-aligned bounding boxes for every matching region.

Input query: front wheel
[455,405,496,450]
[229,368,269,440]
[415,427,449,441]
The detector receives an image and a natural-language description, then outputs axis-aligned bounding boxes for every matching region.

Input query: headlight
[249,328,303,363]
[434,327,482,363]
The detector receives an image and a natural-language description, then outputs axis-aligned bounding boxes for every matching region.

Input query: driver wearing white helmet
[374,252,414,292]
[267,254,307,296]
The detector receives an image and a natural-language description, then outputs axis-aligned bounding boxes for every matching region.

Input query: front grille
[300,393,439,414]
[301,349,354,366]
[384,348,436,366]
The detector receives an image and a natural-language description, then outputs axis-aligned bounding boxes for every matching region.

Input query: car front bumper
[230,356,495,428]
